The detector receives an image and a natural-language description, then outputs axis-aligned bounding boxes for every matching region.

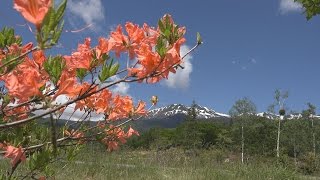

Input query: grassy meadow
[2,146,318,180]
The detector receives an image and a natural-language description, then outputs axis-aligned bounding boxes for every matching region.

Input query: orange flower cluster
[3,106,30,122]
[75,91,147,121]
[0,0,189,167]
[1,46,49,102]
[0,143,26,167]
[64,129,85,144]
[102,125,140,151]
[64,38,93,71]
[107,15,186,83]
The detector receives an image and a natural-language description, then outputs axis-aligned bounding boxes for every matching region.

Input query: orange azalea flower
[96,37,111,59]
[21,42,34,53]
[109,25,128,58]
[4,42,33,58]
[54,71,81,99]
[161,37,186,78]
[32,50,46,67]
[107,126,127,143]
[64,129,85,144]
[64,38,92,71]
[106,141,119,152]
[14,0,52,29]
[4,106,30,122]
[136,43,160,70]
[64,129,84,139]
[2,57,47,102]
[102,126,139,151]
[166,37,186,65]
[3,145,26,167]
[125,22,145,59]
[94,89,112,114]
[74,82,101,111]
[131,42,162,83]
[108,95,133,120]
[142,23,159,45]
[134,101,147,116]
[127,126,139,138]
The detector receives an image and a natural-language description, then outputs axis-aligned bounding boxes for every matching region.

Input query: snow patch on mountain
[148,104,230,119]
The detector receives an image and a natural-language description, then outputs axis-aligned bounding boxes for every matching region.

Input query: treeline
[126,114,320,174]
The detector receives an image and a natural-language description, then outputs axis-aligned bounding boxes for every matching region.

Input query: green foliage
[37,0,67,48]
[0,27,24,74]
[0,54,21,75]
[18,148,299,180]
[231,116,277,156]
[299,152,320,174]
[126,112,320,176]
[0,27,22,48]
[295,0,320,20]
[155,15,185,58]
[302,102,317,118]
[196,32,202,45]
[0,122,49,148]
[76,68,88,82]
[282,119,312,158]
[229,97,257,117]
[28,148,52,172]
[186,101,197,121]
[98,59,119,83]
[43,56,65,85]
[268,89,289,115]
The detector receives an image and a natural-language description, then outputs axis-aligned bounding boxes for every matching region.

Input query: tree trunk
[312,118,316,157]
[276,118,281,158]
[294,140,297,169]
[50,113,57,157]
[241,125,244,164]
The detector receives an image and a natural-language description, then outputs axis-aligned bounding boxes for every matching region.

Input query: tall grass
[1,147,316,179]
[52,148,300,180]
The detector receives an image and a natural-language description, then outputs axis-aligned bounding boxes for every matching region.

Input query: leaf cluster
[0,27,22,48]
[37,0,67,48]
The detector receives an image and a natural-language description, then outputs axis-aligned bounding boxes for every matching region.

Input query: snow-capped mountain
[147,104,230,119]
[147,103,320,121]
[256,112,320,120]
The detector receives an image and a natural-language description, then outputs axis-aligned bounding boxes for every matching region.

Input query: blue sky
[1,0,320,114]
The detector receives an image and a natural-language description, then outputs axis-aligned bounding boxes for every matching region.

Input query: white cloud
[164,45,193,89]
[34,95,104,121]
[67,0,105,31]
[279,0,302,14]
[109,76,130,95]
[250,58,257,64]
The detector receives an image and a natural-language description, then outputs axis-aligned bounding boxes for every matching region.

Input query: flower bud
[151,95,158,106]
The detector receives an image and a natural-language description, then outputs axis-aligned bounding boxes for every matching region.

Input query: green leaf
[0,33,4,47]
[76,68,87,81]
[158,20,165,33]
[164,29,170,39]
[44,56,65,85]
[109,62,120,76]
[55,0,67,23]
[48,8,56,30]
[98,63,110,82]
[196,32,202,45]
[51,20,64,45]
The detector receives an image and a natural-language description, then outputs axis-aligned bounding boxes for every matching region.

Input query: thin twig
[0,46,39,69]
